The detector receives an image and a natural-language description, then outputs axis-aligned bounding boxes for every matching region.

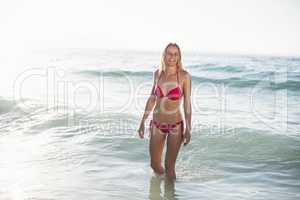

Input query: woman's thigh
[149,123,166,163]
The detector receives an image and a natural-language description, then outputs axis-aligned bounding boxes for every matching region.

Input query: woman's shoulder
[179,69,191,80]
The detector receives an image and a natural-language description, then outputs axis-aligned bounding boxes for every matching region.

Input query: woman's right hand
[138,122,145,139]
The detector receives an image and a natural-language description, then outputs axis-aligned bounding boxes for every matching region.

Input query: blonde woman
[138,43,192,180]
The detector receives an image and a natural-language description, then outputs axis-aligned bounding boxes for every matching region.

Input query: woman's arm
[138,70,158,138]
[183,71,192,144]
[140,70,158,124]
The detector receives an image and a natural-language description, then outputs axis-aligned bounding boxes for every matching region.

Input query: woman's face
[165,46,179,67]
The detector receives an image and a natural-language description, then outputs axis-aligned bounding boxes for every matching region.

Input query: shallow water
[0,49,299,199]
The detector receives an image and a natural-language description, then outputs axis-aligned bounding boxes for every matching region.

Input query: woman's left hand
[183,129,191,146]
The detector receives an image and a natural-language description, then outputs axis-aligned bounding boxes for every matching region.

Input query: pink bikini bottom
[150,119,184,134]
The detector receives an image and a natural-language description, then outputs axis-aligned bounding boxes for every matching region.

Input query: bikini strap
[176,70,179,84]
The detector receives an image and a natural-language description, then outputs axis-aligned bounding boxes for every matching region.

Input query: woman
[138,43,192,180]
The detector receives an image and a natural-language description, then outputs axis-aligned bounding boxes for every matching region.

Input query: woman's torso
[152,70,184,123]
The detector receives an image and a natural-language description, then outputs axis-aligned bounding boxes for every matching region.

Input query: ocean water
[0,49,300,200]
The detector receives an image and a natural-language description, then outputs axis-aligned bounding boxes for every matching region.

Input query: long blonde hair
[159,43,183,76]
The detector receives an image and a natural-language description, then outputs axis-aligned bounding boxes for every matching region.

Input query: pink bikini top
[153,71,182,100]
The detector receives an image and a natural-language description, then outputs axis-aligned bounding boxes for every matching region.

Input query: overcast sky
[1,0,300,56]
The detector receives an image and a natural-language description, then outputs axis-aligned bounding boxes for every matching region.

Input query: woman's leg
[149,122,167,175]
[164,122,184,180]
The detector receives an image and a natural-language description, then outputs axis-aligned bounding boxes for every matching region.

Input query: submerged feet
[151,164,177,181]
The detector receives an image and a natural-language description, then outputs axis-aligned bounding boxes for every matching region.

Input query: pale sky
[1,0,300,56]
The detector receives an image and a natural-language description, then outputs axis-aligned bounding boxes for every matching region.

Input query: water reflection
[148,176,179,200]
